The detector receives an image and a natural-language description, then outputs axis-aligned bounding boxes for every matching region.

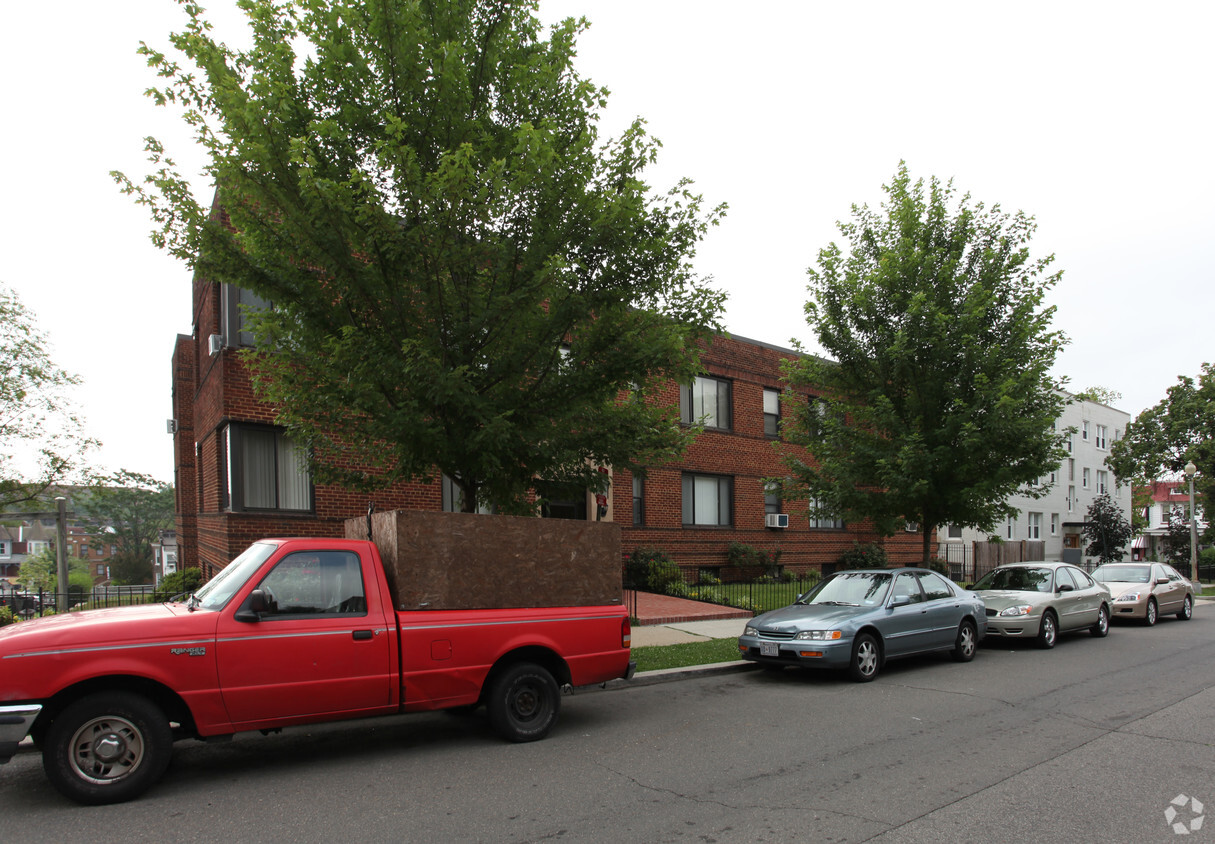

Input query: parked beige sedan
[973,563,1112,648]
[1091,563,1194,625]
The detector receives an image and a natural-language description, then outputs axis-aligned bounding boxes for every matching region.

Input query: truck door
[216,549,394,725]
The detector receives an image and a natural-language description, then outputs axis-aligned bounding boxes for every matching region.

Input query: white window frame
[1027,512,1042,540]
[808,497,844,530]
[763,388,781,438]
[1082,467,1091,489]
[1082,421,1090,441]
[1096,470,1108,495]
[1095,424,1108,450]
[680,376,732,430]
[1050,513,1059,536]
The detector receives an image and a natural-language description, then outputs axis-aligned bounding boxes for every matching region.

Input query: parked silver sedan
[738,568,987,682]
[973,562,1111,648]
[1091,562,1194,625]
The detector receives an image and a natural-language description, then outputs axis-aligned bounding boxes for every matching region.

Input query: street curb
[574,659,757,694]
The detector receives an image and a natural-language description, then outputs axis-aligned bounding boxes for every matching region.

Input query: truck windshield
[193,542,278,611]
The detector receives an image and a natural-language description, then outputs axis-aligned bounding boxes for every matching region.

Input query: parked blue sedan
[738,568,987,682]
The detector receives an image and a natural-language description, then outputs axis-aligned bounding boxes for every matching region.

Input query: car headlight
[743,626,758,637]
[794,630,843,641]
[999,605,1034,617]
[1115,592,1142,602]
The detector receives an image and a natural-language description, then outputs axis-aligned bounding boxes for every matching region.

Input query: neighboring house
[152,530,178,586]
[1134,481,1207,562]
[170,277,925,580]
[938,393,1134,566]
[0,525,21,585]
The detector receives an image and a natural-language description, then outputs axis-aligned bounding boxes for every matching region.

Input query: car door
[215,548,394,726]
[1153,564,1185,613]
[915,571,967,649]
[881,572,932,656]
[1059,566,1101,630]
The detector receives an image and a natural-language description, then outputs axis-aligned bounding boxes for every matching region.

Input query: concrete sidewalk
[632,617,747,647]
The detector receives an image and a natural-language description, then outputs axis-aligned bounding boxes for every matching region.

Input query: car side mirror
[890,594,911,608]
[1057,584,1074,593]
[1156,577,1170,585]
[234,589,267,623]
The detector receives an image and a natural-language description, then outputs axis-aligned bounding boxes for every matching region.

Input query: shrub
[627,547,684,592]
[697,570,722,586]
[800,570,821,586]
[780,569,798,583]
[0,605,15,627]
[694,587,725,605]
[157,568,204,599]
[926,558,950,576]
[839,542,888,569]
[727,542,783,579]
[664,580,692,599]
[729,595,758,613]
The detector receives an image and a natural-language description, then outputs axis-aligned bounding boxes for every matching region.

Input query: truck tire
[42,691,173,805]
[486,662,561,743]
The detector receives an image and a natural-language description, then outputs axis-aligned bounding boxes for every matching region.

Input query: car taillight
[621,617,632,649]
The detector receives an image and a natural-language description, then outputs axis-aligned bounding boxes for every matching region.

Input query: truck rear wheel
[42,691,172,805]
[486,662,560,743]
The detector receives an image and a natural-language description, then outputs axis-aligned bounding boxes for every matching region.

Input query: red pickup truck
[0,537,634,805]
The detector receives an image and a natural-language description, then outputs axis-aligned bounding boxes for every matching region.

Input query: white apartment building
[939,393,1133,566]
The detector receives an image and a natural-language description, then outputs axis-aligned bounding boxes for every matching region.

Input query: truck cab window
[256,551,366,616]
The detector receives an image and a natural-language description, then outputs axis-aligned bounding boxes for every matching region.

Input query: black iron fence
[0,586,174,619]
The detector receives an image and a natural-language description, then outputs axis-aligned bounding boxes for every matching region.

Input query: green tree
[17,549,91,594]
[0,283,97,509]
[114,0,725,513]
[1072,386,1122,406]
[1108,363,1213,541]
[1165,508,1192,571]
[1083,493,1132,563]
[781,163,1068,564]
[81,470,175,585]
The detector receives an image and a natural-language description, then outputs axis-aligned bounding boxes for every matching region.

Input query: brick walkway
[627,590,753,626]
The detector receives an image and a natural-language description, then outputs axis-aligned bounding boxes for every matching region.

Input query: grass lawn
[1203,586,1215,597]
[633,637,744,672]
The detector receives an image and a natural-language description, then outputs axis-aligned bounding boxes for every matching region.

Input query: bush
[800,570,821,586]
[697,570,721,586]
[0,605,15,627]
[156,568,204,599]
[627,547,684,593]
[729,595,758,613]
[726,542,783,579]
[664,580,692,599]
[926,558,950,576]
[839,542,888,569]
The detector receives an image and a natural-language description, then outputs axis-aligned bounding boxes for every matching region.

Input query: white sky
[2,0,1211,485]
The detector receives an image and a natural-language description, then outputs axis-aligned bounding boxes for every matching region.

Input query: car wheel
[42,691,173,805]
[951,619,978,662]
[1035,610,1057,649]
[1090,604,1110,637]
[848,632,880,682]
[486,662,560,743]
[1178,595,1193,621]
[1144,598,1158,626]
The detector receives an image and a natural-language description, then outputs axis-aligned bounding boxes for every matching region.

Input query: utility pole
[55,496,69,612]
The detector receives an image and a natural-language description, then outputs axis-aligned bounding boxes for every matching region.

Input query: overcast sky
[2,0,1211,485]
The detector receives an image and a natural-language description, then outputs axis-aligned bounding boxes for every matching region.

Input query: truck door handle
[352,630,373,641]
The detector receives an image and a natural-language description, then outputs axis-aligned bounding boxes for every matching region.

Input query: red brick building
[171,275,926,579]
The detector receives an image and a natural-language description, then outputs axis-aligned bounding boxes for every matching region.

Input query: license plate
[760,641,780,657]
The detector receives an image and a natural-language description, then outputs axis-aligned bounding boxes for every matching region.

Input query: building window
[225,424,312,512]
[764,481,781,517]
[682,473,732,527]
[80,543,89,558]
[632,476,645,527]
[1068,458,1075,481]
[1048,470,1057,486]
[947,524,963,539]
[809,497,844,530]
[222,284,272,348]
[680,376,731,430]
[1027,512,1042,540]
[1096,470,1108,495]
[1006,516,1015,539]
[1068,486,1076,512]
[1050,513,1059,536]
[1082,421,1089,441]
[442,474,495,514]
[1082,467,1090,489]
[763,388,781,437]
[96,564,105,576]
[0,540,9,558]
[1095,425,1107,449]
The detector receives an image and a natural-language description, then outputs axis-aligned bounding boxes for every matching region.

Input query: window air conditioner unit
[766,513,789,529]
[208,334,225,355]
[166,419,178,434]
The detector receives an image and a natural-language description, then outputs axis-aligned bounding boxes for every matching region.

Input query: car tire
[1035,610,1057,649]
[1144,598,1158,626]
[42,691,173,805]
[486,662,560,743]
[1090,604,1110,637]
[1178,595,1193,621]
[848,632,880,682]
[951,619,978,662]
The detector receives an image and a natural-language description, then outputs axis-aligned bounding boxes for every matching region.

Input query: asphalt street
[2,608,1213,843]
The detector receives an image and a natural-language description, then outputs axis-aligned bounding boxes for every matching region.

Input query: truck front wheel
[42,691,172,805]
[487,662,560,743]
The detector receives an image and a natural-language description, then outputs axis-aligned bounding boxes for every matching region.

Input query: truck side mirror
[234,589,268,623]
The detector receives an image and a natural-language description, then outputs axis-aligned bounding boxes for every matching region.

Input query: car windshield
[1092,564,1151,584]
[973,567,1054,593]
[193,542,278,611]
[801,571,892,607]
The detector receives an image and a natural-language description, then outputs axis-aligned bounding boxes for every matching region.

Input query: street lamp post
[1184,462,1198,582]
